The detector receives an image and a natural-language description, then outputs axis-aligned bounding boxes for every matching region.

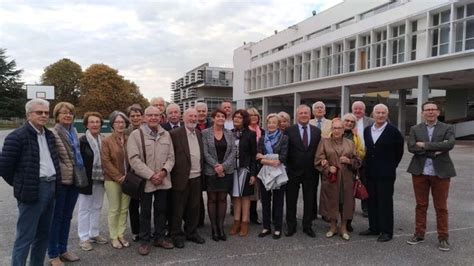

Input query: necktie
[173,125,179,129]
[302,125,308,149]
[317,119,322,129]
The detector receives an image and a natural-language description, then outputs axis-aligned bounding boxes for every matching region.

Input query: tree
[41,58,82,107]
[78,64,149,118]
[0,48,26,118]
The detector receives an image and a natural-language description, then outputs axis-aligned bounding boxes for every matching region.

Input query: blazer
[170,127,204,191]
[257,133,289,165]
[101,132,129,182]
[202,127,236,176]
[235,128,258,177]
[79,135,94,195]
[407,121,456,178]
[364,123,404,181]
[161,121,184,131]
[285,124,322,178]
[309,117,332,138]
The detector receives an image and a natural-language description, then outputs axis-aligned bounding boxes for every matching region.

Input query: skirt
[205,174,233,192]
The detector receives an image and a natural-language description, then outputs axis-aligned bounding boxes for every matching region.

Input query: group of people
[0,96,456,266]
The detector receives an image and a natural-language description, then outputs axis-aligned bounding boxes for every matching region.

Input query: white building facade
[233,0,474,135]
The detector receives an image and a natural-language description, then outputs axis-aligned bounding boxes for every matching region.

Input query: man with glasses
[406,101,456,251]
[0,98,61,265]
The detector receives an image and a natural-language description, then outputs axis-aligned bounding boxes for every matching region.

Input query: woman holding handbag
[315,119,361,241]
[101,111,131,249]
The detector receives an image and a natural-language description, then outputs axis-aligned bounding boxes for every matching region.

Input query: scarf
[249,124,262,143]
[264,129,281,154]
[56,124,84,168]
[85,130,104,181]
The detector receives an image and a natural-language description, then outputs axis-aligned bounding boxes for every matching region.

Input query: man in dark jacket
[360,104,404,242]
[0,98,61,266]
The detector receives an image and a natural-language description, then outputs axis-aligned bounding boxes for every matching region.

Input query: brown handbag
[122,129,146,200]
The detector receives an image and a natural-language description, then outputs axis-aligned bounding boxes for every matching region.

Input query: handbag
[327,168,338,183]
[353,178,369,200]
[122,129,146,200]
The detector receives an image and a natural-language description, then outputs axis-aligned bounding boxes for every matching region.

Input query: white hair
[183,107,197,117]
[352,101,366,110]
[312,101,326,111]
[166,103,180,115]
[341,113,357,122]
[373,103,389,113]
[25,98,50,114]
[144,105,160,115]
[296,104,310,113]
[195,102,208,112]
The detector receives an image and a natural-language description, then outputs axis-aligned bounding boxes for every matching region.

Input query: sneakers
[438,240,450,251]
[79,240,93,251]
[407,235,425,245]
[90,235,108,244]
[59,251,79,262]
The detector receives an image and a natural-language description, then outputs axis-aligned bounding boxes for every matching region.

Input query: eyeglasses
[146,114,161,117]
[31,111,49,116]
[59,111,74,116]
[344,120,355,123]
[423,109,438,112]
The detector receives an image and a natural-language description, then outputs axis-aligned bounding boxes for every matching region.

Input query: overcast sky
[1,0,341,101]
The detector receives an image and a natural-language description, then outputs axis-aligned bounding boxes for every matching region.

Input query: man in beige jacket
[128,106,175,256]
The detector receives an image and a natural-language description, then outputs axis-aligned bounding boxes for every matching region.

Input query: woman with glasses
[101,111,131,249]
[314,119,361,241]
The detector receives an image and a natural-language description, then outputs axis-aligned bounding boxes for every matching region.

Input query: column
[417,75,429,124]
[236,100,246,110]
[398,89,407,135]
[340,86,350,116]
[262,97,268,129]
[293,92,301,123]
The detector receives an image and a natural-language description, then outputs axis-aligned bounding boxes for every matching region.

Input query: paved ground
[0,131,473,265]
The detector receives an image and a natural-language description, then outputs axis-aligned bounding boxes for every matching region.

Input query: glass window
[433,14,439,26]
[440,27,450,44]
[457,6,465,19]
[400,25,405,35]
[467,20,474,39]
[441,10,451,23]
[466,39,474,50]
[467,3,474,17]
[412,20,418,32]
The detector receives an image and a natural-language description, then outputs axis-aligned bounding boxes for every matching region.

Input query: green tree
[79,64,148,117]
[0,48,26,118]
[41,58,82,106]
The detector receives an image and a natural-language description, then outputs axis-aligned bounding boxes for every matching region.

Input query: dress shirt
[186,128,201,179]
[169,122,180,129]
[370,121,388,144]
[224,119,234,130]
[298,123,311,145]
[29,121,56,178]
[422,122,437,176]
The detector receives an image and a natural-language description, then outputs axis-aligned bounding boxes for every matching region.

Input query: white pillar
[398,89,407,135]
[262,97,268,129]
[293,92,301,124]
[341,86,350,116]
[236,99,246,110]
[417,75,429,124]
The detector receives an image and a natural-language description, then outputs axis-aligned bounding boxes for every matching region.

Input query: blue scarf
[63,125,84,168]
[264,129,281,154]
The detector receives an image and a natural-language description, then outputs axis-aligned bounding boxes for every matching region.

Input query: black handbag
[122,129,146,200]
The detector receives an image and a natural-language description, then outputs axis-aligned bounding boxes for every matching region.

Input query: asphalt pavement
[0,131,473,265]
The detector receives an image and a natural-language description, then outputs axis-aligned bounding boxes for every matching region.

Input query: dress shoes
[272,231,281,239]
[173,238,185,249]
[303,228,316,238]
[359,229,380,236]
[377,233,392,242]
[258,230,272,238]
[187,234,205,244]
[59,252,79,262]
[138,244,150,256]
[285,228,296,237]
[154,238,174,249]
[218,232,227,241]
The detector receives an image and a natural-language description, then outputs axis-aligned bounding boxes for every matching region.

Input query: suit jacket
[309,117,332,138]
[234,128,257,177]
[364,123,404,181]
[362,116,375,128]
[285,124,321,178]
[407,121,456,178]
[202,127,236,176]
[170,127,204,191]
[161,121,184,131]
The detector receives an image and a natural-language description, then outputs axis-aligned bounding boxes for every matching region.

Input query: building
[171,63,233,111]
[233,0,474,136]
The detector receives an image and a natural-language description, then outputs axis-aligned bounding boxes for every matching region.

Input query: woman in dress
[314,119,361,241]
[202,109,236,241]
[229,109,257,237]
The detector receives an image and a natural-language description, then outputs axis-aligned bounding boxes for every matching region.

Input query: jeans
[77,181,105,241]
[48,184,79,259]
[12,181,55,266]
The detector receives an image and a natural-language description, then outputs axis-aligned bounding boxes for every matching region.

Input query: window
[431,10,451,56]
[334,44,343,74]
[347,40,356,72]
[375,30,387,67]
[411,35,417,60]
[219,71,226,80]
[455,3,474,52]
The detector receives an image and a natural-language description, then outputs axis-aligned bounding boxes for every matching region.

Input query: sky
[0,0,342,101]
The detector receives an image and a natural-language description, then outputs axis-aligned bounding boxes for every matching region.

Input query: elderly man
[285,105,322,238]
[360,104,404,242]
[406,101,456,251]
[0,99,61,266]
[150,97,167,124]
[128,106,175,255]
[221,100,234,130]
[169,108,206,248]
[309,101,332,138]
[162,103,183,131]
[351,101,374,218]
[196,102,212,131]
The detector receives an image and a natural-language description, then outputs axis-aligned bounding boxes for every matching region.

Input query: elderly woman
[77,112,108,252]
[229,109,257,237]
[278,111,291,132]
[49,102,82,264]
[202,108,236,241]
[315,119,361,241]
[256,113,288,239]
[246,107,263,224]
[101,111,131,249]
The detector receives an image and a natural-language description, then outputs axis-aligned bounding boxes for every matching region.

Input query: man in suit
[285,104,322,238]
[406,101,456,251]
[308,101,332,221]
[169,108,206,248]
[161,103,184,131]
[360,104,404,242]
[352,100,374,217]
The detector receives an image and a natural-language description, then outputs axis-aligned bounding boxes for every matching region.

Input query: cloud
[0,0,341,101]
